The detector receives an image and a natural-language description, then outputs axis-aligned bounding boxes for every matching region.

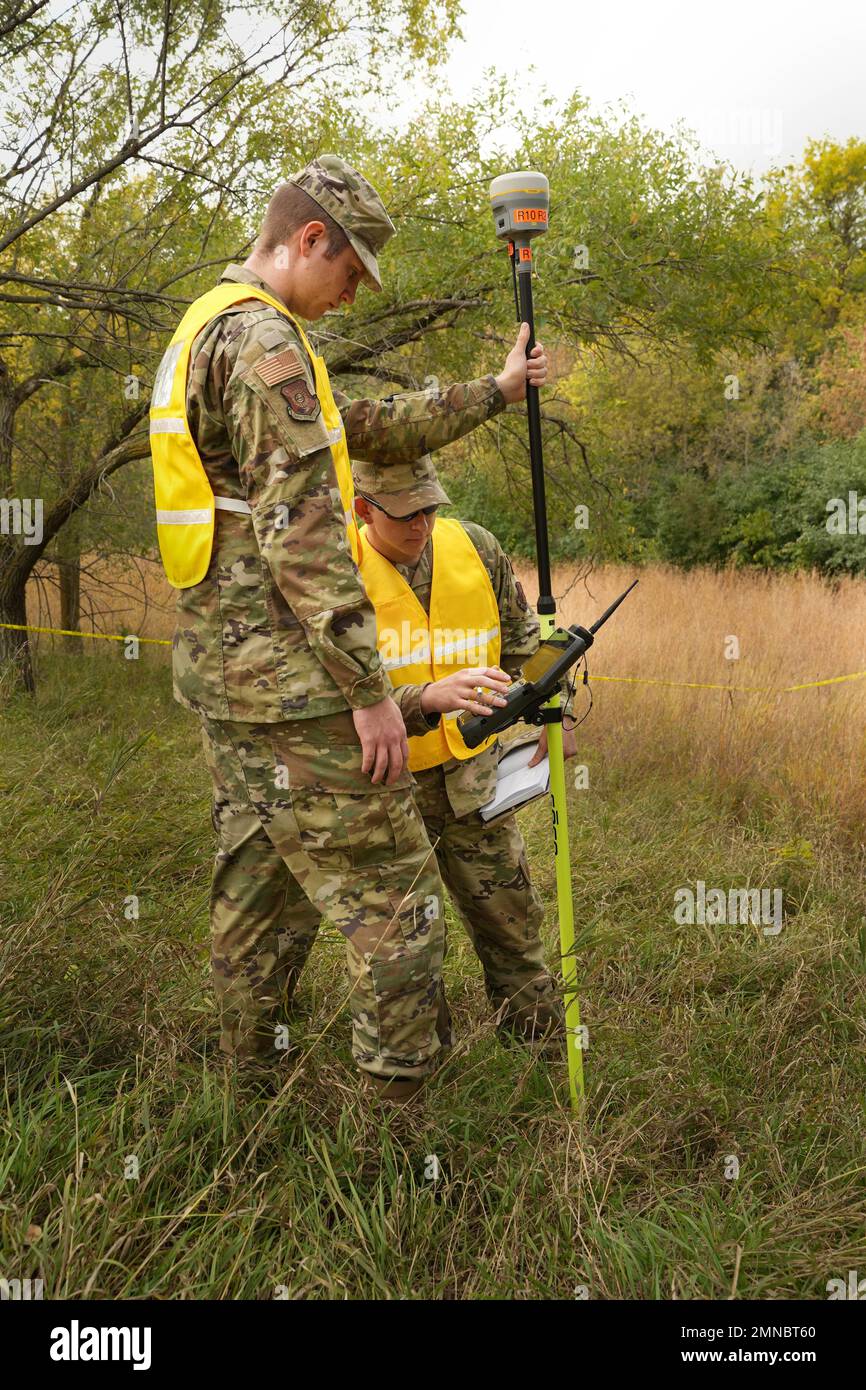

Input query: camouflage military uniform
[168,158,508,1081]
[387,521,561,1029]
[274,490,563,1033]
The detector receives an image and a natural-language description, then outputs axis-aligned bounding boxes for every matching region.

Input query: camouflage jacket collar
[219,262,290,311]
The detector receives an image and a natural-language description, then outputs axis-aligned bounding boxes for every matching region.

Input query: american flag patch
[255,349,305,387]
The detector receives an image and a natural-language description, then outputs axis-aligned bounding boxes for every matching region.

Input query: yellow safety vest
[358,518,501,771]
[149,281,359,588]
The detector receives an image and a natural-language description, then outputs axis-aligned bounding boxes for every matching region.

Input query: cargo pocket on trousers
[336,789,402,870]
[287,787,354,873]
[291,786,423,869]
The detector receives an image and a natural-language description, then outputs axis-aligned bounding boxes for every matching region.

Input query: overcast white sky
[382,0,866,178]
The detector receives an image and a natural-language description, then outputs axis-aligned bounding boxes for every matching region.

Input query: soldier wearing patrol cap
[260,453,579,1049]
[149,154,548,1100]
[356,454,579,1046]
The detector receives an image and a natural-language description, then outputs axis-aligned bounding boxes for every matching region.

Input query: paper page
[479,741,550,821]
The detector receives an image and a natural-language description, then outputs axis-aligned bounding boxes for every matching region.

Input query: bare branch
[0,0,50,40]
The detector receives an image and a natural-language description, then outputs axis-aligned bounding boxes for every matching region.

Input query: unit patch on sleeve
[281,380,321,420]
[254,348,306,387]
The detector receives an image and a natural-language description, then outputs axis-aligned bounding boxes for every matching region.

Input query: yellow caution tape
[2,622,864,693]
[0,621,170,646]
[780,669,866,692]
[592,669,866,694]
[591,674,769,693]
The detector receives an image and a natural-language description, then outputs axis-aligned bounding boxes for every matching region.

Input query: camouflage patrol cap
[289,154,395,292]
[353,454,451,517]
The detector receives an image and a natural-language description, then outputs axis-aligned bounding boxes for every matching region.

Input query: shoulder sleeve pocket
[232,316,332,458]
[237,367,332,459]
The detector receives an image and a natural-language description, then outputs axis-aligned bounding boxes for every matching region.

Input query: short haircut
[257,183,350,260]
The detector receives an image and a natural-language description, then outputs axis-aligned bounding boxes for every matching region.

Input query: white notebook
[479,739,550,823]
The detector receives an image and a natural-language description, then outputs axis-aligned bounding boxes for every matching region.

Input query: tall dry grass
[515,562,866,841]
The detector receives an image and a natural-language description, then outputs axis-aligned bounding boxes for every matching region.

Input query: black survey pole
[511,239,554,613]
[490,172,554,613]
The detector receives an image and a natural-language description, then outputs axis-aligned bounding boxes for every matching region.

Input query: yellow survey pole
[540,616,584,1105]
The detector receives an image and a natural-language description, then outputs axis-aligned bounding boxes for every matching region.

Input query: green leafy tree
[766,136,866,349]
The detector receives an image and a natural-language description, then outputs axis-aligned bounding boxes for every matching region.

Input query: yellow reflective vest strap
[358,518,501,772]
[304,339,360,564]
[288,316,359,563]
[149,282,358,589]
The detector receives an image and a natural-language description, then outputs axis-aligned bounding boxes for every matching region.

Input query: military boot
[364,1073,426,1104]
[495,1000,566,1057]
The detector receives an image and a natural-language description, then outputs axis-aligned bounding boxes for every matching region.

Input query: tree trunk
[58,534,81,650]
[57,399,81,651]
[0,359,14,495]
[0,543,34,694]
[0,357,34,691]
[0,391,148,693]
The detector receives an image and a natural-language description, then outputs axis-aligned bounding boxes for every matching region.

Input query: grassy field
[2,562,865,1299]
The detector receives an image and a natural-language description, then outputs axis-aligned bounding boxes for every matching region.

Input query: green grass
[1,650,864,1299]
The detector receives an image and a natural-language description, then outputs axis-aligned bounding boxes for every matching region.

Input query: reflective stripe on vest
[149,282,359,589]
[156,497,251,525]
[358,518,502,772]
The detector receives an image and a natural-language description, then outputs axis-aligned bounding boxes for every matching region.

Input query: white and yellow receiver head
[489,171,550,242]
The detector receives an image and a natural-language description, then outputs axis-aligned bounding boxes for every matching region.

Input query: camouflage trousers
[411,765,558,1024]
[199,712,450,1081]
[267,756,558,1028]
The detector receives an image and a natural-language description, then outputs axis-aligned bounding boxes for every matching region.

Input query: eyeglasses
[359,495,440,524]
